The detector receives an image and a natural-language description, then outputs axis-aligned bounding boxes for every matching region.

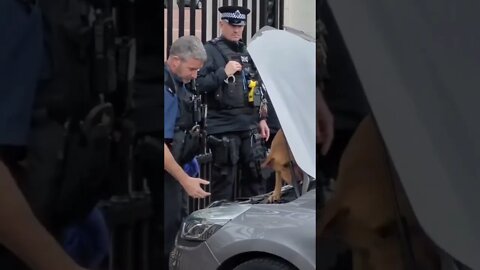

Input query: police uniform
[162,64,185,268]
[0,1,46,269]
[135,62,198,268]
[0,1,43,148]
[197,6,266,202]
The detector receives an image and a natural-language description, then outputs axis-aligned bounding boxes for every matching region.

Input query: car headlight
[180,204,250,241]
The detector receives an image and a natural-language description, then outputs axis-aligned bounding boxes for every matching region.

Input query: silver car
[170,186,316,270]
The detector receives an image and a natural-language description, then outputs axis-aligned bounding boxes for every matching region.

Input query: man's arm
[164,143,191,183]
[196,44,228,93]
[164,143,210,198]
[0,161,85,270]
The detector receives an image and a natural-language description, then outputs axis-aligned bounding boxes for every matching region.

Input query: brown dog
[261,129,303,203]
[318,115,440,270]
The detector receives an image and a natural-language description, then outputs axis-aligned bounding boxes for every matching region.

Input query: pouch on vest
[172,129,202,166]
[210,40,250,109]
[208,135,239,166]
[175,86,196,130]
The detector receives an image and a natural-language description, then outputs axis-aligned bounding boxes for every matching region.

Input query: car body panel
[172,190,316,270]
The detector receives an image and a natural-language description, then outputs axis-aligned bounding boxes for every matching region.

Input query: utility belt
[207,135,239,167]
[207,130,267,179]
[207,106,255,115]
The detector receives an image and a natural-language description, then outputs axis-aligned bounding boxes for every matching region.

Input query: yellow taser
[248,80,257,103]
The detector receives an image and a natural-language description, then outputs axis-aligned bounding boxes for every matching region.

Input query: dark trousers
[209,132,265,202]
[135,139,183,269]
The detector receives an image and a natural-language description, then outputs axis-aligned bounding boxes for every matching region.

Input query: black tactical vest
[164,68,196,130]
[208,38,256,110]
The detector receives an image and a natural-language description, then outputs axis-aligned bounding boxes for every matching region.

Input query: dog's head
[261,130,303,184]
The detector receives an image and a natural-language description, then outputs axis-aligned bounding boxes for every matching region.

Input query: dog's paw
[267,193,281,203]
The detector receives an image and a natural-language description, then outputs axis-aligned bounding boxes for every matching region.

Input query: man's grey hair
[169,35,207,62]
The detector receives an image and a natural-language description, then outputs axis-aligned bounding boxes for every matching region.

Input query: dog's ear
[261,156,274,168]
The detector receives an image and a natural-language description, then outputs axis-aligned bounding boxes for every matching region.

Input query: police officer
[0,1,87,270]
[163,36,210,199]
[134,35,210,269]
[197,6,270,202]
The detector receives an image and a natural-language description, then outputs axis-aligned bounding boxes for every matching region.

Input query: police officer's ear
[171,55,182,68]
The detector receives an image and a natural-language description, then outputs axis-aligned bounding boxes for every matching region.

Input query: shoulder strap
[164,67,179,94]
[208,39,236,63]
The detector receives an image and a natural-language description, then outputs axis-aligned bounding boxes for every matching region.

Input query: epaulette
[207,37,222,45]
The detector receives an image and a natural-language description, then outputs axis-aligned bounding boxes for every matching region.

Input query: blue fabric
[164,64,188,139]
[183,158,200,177]
[164,64,179,139]
[164,84,178,139]
[62,208,110,269]
[0,2,45,145]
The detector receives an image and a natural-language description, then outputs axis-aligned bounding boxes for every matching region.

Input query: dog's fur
[261,129,301,203]
[318,115,440,270]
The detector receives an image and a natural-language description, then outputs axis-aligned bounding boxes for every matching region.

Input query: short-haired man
[136,35,210,269]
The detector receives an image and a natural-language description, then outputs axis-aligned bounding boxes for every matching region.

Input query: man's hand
[178,177,211,199]
[259,119,270,141]
[317,89,334,155]
[164,143,210,198]
[224,61,242,77]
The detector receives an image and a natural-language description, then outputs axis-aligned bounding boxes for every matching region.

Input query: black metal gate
[164,0,284,58]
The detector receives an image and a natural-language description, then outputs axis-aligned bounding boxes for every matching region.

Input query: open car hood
[327,0,480,268]
[247,26,316,179]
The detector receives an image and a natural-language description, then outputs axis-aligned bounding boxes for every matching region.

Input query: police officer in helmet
[197,6,270,202]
